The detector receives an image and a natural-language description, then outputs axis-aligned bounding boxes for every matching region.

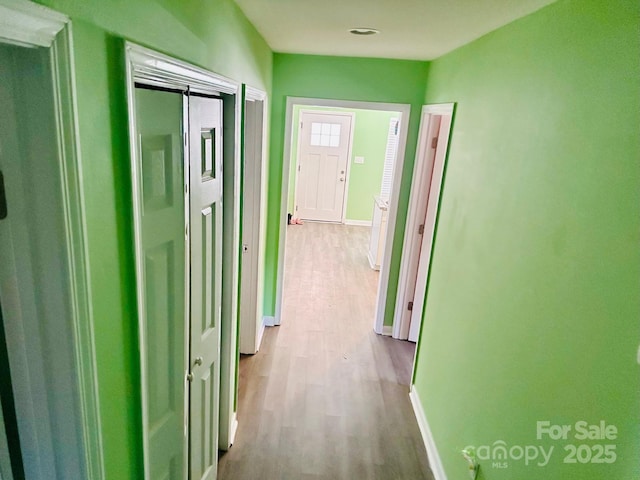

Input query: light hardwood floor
[218,222,433,480]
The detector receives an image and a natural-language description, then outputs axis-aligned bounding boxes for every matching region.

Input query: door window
[310,122,341,147]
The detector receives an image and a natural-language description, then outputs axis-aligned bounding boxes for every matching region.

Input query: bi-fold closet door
[134,85,223,480]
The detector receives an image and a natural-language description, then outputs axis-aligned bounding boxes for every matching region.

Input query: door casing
[125,42,242,479]
[393,103,455,344]
[0,1,103,478]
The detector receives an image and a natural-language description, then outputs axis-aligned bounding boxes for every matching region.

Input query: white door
[295,112,353,222]
[239,96,266,354]
[188,95,223,480]
[408,115,453,342]
[134,86,187,479]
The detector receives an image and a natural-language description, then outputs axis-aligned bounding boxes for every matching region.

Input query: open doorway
[275,97,411,338]
[0,3,102,478]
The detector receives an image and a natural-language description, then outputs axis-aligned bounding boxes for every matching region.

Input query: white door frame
[293,109,356,223]
[239,84,268,355]
[275,96,410,326]
[394,103,455,341]
[125,42,241,479]
[0,1,103,478]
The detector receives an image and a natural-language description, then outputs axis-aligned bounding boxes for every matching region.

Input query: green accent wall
[32,1,272,479]
[265,54,429,319]
[413,0,640,478]
[288,105,400,222]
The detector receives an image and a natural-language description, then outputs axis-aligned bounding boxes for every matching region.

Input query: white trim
[344,219,372,227]
[0,2,104,478]
[245,85,267,102]
[125,41,241,476]
[410,387,447,480]
[220,72,243,453]
[0,0,67,47]
[263,315,276,327]
[52,22,105,480]
[381,325,393,336]
[276,96,410,327]
[394,104,455,340]
[127,43,237,96]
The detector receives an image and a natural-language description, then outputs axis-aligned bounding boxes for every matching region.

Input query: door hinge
[0,171,6,220]
[300,121,303,130]
[184,131,188,147]
[295,205,298,212]
[298,165,300,172]
[431,137,438,149]
[418,224,425,235]
[407,301,414,311]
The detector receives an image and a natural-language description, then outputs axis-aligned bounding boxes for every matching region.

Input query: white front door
[188,95,223,480]
[295,111,353,222]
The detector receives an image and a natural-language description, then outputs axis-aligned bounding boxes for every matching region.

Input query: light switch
[354,156,365,164]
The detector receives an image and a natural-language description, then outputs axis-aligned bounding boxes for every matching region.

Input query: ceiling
[234,0,557,61]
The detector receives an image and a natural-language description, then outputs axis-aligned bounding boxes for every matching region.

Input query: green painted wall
[413,0,640,478]
[266,54,429,319]
[33,1,272,478]
[287,105,399,222]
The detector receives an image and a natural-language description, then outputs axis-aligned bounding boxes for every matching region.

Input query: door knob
[194,356,203,366]
[339,178,345,182]
[186,373,194,382]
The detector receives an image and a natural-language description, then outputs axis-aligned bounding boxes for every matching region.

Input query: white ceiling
[234,0,557,61]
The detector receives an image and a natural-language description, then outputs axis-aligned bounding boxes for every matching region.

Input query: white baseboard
[381,325,393,336]
[367,251,381,271]
[409,387,447,480]
[263,315,275,327]
[344,219,372,227]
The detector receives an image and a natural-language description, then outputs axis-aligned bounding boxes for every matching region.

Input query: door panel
[135,87,186,480]
[239,97,266,355]
[188,96,223,480]
[296,112,352,222]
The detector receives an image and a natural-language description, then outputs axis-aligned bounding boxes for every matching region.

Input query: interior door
[239,97,265,354]
[134,86,187,479]
[295,112,352,222]
[188,95,223,480]
[408,115,453,342]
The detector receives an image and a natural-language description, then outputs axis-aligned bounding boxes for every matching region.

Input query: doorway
[0,4,102,479]
[276,98,411,329]
[394,103,455,344]
[126,43,241,480]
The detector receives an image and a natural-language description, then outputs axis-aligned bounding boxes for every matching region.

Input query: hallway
[218,222,433,479]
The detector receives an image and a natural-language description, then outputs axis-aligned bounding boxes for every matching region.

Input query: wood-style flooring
[218,222,434,480]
